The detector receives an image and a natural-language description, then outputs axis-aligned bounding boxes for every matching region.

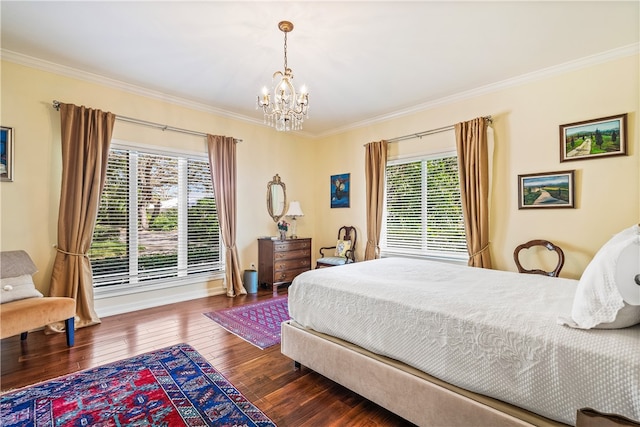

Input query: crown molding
[316,42,639,139]
[0,49,264,127]
[2,43,638,139]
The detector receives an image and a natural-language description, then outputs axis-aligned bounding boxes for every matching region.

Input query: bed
[281,256,640,426]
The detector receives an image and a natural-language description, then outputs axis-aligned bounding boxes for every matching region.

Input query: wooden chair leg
[17,319,74,346]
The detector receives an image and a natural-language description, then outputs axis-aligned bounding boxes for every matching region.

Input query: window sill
[94,271,225,299]
[380,250,469,266]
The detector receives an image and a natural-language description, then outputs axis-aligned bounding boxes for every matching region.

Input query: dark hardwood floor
[1,286,414,426]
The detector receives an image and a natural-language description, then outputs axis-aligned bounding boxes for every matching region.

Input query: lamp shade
[285,201,304,217]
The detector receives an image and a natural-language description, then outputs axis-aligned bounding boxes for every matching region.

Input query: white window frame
[92,140,225,298]
[381,151,469,264]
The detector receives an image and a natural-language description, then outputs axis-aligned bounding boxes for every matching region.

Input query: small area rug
[204,296,290,350]
[0,343,275,427]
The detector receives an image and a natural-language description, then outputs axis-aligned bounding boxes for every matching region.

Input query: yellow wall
[1,52,638,315]
[314,54,639,278]
[0,61,318,313]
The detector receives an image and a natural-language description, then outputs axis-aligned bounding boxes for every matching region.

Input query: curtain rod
[384,115,493,144]
[52,100,242,143]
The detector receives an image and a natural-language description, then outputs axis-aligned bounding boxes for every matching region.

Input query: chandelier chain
[283,31,288,71]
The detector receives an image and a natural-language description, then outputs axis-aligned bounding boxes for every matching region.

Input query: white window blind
[89,147,222,288]
[382,153,468,259]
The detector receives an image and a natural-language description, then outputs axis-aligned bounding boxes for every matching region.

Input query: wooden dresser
[258,237,312,294]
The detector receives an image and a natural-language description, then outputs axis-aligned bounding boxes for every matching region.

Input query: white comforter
[287,258,640,426]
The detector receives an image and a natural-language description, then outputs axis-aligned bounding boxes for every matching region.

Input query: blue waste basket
[243,269,258,294]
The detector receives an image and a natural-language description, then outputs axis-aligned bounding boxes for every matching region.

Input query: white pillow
[568,224,640,329]
[0,274,43,304]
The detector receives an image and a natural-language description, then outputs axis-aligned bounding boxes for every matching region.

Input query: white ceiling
[1,1,638,137]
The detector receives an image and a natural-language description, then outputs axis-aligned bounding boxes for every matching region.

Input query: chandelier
[257,21,309,132]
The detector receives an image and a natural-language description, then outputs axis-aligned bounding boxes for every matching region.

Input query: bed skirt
[281,320,569,427]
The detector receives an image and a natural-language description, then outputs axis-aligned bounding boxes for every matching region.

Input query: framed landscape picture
[518,170,575,209]
[330,173,350,208]
[0,126,14,182]
[560,113,627,162]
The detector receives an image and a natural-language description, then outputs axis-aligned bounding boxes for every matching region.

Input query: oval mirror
[266,174,288,223]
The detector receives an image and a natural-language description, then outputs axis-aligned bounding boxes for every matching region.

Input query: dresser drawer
[274,248,311,261]
[273,240,311,252]
[273,267,308,284]
[274,258,311,271]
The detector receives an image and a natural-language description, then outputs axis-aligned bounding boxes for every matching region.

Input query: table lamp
[285,201,304,239]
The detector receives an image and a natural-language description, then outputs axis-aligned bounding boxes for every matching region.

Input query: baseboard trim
[95,284,225,318]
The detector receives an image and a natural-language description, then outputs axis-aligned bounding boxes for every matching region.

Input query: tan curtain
[455,117,492,268]
[364,140,388,260]
[207,135,245,297]
[49,103,115,330]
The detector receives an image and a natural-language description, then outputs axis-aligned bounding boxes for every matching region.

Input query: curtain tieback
[55,246,88,257]
[470,244,489,258]
[367,240,381,257]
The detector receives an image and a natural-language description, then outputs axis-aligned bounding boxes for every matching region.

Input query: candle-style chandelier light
[257,21,309,132]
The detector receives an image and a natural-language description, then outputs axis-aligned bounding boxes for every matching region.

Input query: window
[382,152,468,260]
[89,145,223,290]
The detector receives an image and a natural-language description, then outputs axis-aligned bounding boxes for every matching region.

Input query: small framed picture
[1,126,14,182]
[518,170,575,209]
[330,173,350,208]
[560,113,627,162]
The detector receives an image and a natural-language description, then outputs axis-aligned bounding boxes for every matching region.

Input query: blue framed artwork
[1,126,13,182]
[330,173,350,208]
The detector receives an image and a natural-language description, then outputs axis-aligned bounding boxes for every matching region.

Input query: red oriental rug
[0,344,276,427]
[203,296,290,350]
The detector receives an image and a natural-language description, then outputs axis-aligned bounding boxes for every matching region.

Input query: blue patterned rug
[204,296,290,350]
[0,344,276,426]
